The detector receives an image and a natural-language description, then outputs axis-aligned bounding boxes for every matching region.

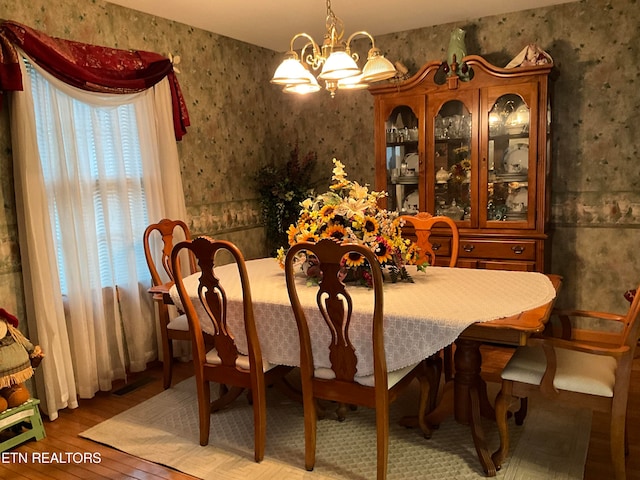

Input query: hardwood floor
[2,348,639,479]
[0,361,198,480]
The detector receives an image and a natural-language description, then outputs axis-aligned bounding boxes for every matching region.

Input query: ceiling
[105,0,574,52]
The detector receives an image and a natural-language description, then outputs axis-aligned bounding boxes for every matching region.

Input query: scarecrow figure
[0,308,44,412]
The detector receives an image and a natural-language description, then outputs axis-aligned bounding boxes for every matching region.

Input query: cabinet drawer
[458,239,536,261]
[478,260,536,271]
[427,236,451,257]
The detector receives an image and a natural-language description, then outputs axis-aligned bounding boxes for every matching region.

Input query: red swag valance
[0,20,189,140]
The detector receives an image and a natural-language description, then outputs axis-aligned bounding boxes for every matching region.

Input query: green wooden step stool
[0,398,46,452]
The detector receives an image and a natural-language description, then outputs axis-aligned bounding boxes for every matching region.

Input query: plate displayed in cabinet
[396,176,419,185]
[402,191,419,213]
[506,185,528,213]
[503,143,529,174]
[404,153,419,170]
[494,173,528,182]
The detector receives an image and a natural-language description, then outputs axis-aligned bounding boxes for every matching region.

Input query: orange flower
[298,232,319,243]
[363,216,379,235]
[345,252,366,267]
[320,204,337,222]
[325,224,347,242]
[374,237,393,264]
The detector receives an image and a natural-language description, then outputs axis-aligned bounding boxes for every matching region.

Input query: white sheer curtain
[9,51,188,420]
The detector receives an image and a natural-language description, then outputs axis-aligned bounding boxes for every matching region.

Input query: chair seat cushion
[501,345,617,397]
[205,348,275,373]
[314,362,418,388]
[167,314,189,331]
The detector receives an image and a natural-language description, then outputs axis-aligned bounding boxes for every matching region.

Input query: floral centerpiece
[276,159,426,286]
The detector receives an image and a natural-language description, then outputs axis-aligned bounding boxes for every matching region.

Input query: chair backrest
[400,212,459,267]
[285,238,386,385]
[143,218,197,286]
[621,283,640,352]
[171,236,263,372]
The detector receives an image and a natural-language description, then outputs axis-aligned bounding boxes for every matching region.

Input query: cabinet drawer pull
[463,244,475,252]
[511,245,525,255]
[432,243,441,251]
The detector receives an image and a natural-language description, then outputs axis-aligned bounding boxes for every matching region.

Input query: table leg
[455,338,497,476]
[423,338,497,476]
[453,338,494,424]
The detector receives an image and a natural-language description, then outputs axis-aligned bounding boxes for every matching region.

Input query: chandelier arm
[289,33,321,60]
[299,42,318,70]
[345,31,375,51]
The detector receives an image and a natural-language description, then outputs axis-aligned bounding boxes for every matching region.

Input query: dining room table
[154,256,561,476]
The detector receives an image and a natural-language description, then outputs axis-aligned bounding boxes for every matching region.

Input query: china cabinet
[370,56,553,272]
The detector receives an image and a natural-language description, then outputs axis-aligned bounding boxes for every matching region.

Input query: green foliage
[254,143,317,255]
[387,265,414,283]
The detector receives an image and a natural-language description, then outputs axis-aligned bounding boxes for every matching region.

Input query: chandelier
[270,0,397,97]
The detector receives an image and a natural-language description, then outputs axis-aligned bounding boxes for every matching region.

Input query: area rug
[80,377,591,480]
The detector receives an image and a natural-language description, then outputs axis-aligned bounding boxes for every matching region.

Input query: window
[27,61,150,293]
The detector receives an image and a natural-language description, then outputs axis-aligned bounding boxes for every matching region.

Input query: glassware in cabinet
[383,104,420,213]
[432,99,473,222]
[483,87,537,228]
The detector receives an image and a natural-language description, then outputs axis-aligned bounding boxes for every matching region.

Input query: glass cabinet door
[484,88,536,227]
[433,99,472,223]
[384,105,419,213]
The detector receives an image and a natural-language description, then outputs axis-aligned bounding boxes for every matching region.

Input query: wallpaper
[0,0,638,328]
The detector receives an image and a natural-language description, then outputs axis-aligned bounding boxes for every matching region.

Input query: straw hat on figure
[0,308,44,412]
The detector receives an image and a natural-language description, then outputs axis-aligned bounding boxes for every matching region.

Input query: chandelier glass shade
[271,0,396,97]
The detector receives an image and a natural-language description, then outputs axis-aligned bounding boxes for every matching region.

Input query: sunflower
[405,242,421,264]
[320,204,337,222]
[287,224,298,245]
[325,224,347,242]
[374,237,394,264]
[344,251,366,268]
[298,232,319,243]
[362,216,379,235]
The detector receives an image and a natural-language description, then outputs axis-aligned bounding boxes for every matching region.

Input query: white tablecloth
[169,258,556,376]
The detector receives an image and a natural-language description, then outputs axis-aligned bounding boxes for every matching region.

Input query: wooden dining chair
[400,211,459,269]
[401,212,460,405]
[492,283,640,479]
[284,238,431,480]
[171,236,291,461]
[144,218,199,389]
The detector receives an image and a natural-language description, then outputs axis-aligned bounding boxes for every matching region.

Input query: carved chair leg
[610,412,627,480]
[252,390,267,463]
[304,397,319,471]
[443,344,454,382]
[514,397,528,425]
[158,303,174,389]
[375,402,390,480]
[491,385,513,471]
[197,379,212,446]
[210,385,245,412]
[424,353,443,413]
[416,369,432,439]
[314,398,327,420]
[336,403,349,421]
[162,337,174,389]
